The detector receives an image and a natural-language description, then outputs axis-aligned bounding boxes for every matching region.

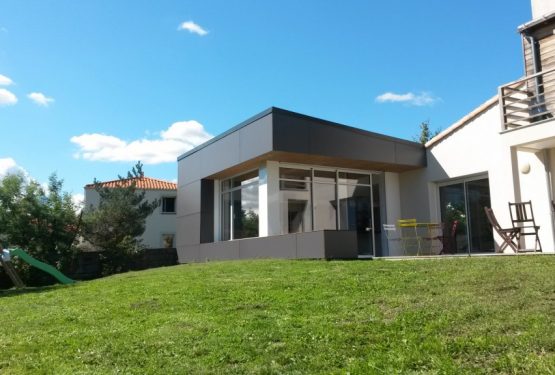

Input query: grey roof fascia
[177,106,423,162]
[518,11,555,33]
[177,107,274,161]
[271,107,422,148]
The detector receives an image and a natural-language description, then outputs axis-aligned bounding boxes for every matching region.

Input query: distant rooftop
[85,176,177,190]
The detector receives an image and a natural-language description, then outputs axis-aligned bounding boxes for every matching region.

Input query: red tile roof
[85,176,177,190]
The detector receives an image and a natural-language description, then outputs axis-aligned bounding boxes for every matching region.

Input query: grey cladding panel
[200,179,214,244]
[309,123,395,163]
[200,130,241,177]
[239,113,273,162]
[176,213,201,246]
[178,151,202,187]
[177,181,201,216]
[200,241,240,260]
[394,143,426,167]
[177,245,200,263]
[296,231,326,258]
[239,235,297,259]
[272,112,310,154]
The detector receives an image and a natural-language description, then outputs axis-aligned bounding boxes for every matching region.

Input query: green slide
[10,248,75,285]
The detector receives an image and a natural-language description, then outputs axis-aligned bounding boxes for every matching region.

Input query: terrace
[499,67,555,131]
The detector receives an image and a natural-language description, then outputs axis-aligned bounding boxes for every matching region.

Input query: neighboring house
[176,0,555,262]
[84,176,177,249]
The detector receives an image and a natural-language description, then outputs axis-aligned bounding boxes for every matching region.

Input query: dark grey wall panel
[272,109,423,167]
[272,111,310,154]
[324,231,358,259]
[177,180,201,217]
[395,142,427,167]
[200,179,214,244]
[239,113,273,162]
[309,123,395,163]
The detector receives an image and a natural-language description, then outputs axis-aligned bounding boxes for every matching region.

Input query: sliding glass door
[279,166,379,256]
[438,177,494,253]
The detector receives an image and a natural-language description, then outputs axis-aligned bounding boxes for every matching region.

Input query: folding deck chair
[508,201,542,252]
[484,207,520,253]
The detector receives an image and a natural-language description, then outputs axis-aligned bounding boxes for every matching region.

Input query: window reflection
[221,171,259,240]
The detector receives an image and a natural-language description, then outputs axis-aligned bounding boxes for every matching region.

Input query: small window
[161,233,175,248]
[162,197,176,213]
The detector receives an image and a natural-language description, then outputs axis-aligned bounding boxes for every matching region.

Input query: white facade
[531,0,555,20]
[84,188,177,249]
[400,95,555,253]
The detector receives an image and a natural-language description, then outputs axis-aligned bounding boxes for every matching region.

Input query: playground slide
[10,248,75,285]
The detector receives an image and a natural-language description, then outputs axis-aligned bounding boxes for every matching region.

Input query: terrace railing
[499,67,555,130]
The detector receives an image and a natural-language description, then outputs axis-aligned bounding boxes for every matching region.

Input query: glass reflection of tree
[240,209,259,238]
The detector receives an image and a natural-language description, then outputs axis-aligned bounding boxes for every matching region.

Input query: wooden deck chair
[397,219,422,255]
[484,207,520,253]
[508,201,542,252]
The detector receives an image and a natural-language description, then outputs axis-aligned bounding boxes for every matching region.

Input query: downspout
[523,32,545,117]
[523,33,541,74]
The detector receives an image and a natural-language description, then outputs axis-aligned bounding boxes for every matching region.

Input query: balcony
[499,67,555,131]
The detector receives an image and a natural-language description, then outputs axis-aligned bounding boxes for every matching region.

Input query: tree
[414,120,441,145]
[0,173,79,285]
[80,162,160,275]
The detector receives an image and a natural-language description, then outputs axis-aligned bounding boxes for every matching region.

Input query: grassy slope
[1,256,555,374]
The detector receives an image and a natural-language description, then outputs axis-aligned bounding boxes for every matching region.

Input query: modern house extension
[176,0,555,262]
[176,108,425,262]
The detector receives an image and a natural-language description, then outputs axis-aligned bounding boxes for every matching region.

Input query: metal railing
[499,67,555,130]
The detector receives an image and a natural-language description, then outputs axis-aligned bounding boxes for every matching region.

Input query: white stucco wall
[531,0,555,20]
[84,188,177,249]
[400,100,555,253]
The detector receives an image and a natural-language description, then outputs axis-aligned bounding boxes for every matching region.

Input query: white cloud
[70,120,213,164]
[178,21,208,36]
[375,91,440,106]
[0,157,27,178]
[0,88,17,106]
[28,92,54,107]
[72,193,85,210]
[0,74,13,86]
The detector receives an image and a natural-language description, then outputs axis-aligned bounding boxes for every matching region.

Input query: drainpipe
[524,33,544,100]
[524,33,541,74]
[523,33,545,120]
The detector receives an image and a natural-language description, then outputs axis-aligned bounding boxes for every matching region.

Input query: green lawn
[1,256,555,374]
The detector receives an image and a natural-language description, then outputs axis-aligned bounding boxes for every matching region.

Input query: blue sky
[0,0,531,200]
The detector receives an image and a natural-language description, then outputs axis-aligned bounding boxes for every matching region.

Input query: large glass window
[221,171,259,240]
[313,182,337,230]
[278,167,377,254]
[439,177,493,253]
[279,168,312,233]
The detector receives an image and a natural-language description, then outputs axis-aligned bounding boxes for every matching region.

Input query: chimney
[531,0,555,20]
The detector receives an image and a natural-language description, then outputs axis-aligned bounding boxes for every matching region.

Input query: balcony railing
[499,67,555,130]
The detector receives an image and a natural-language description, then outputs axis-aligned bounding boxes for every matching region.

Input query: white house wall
[401,100,555,253]
[84,189,177,249]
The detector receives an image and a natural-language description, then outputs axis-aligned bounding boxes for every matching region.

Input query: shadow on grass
[0,283,75,298]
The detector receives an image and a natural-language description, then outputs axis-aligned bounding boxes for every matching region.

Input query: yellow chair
[397,219,422,255]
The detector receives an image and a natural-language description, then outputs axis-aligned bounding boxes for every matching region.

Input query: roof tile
[85,176,177,190]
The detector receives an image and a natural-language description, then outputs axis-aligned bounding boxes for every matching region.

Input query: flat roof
[178,107,421,161]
